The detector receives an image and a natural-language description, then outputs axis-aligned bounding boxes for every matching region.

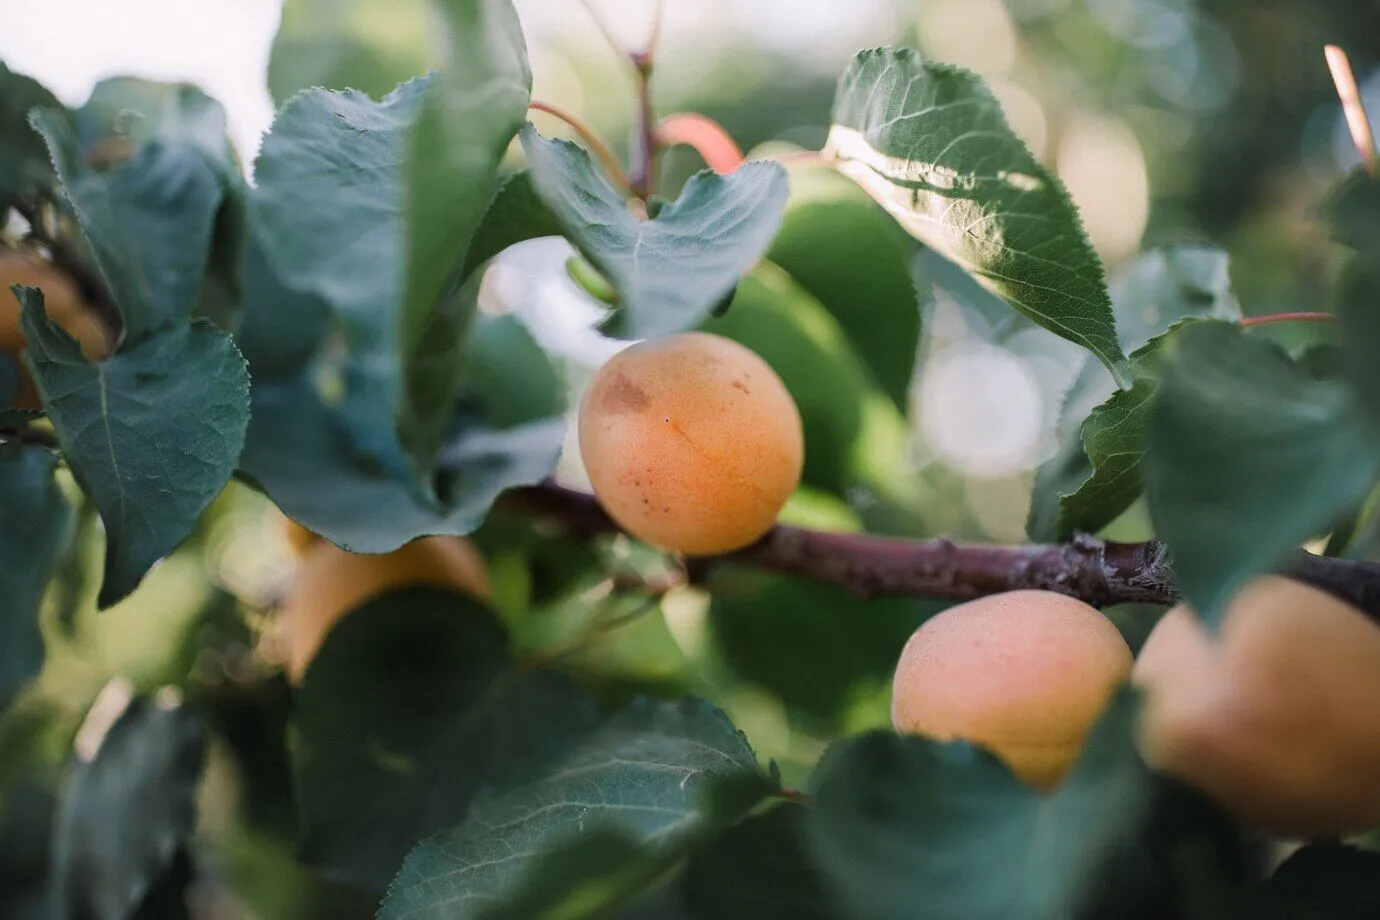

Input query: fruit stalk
[505,481,1380,619]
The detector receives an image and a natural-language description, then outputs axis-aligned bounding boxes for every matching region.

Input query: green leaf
[1260,842,1380,919]
[268,0,431,105]
[826,47,1130,385]
[1028,245,1243,542]
[1144,321,1380,625]
[767,174,921,409]
[708,569,940,729]
[68,76,249,333]
[235,228,334,380]
[0,444,69,705]
[51,695,206,920]
[18,287,250,607]
[0,59,66,209]
[397,0,532,480]
[459,314,567,428]
[519,124,790,339]
[380,698,765,920]
[293,587,600,890]
[1326,171,1380,435]
[239,371,565,552]
[71,76,241,184]
[29,110,225,342]
[461,171,563,279]
[806,691,1150,920]
[680,804,841,920]
[474,773,777,920]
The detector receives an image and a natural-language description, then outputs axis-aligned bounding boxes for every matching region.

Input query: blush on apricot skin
[891,590,1132,791]
[577,332,804,556]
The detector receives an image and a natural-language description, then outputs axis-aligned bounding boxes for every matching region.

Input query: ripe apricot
[276,536,492,683]
[280,515,320,558]
[577,332,804,555]
[891,590,1132,791]
[1133,576,1380,837]
[0,250,113,408]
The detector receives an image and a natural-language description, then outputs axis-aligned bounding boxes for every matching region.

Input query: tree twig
[1238,311,1336,328]
[503,481,1380,621]
[1326,45,1378,177]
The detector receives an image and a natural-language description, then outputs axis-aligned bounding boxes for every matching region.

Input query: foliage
[1,1,1378,917]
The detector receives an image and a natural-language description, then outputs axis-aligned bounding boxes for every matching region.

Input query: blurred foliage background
[2,0,1378,917]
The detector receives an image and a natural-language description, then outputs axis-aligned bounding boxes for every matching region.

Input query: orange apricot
[891,590,1132,791]
[0,250,113,408]
[577,332,804,555]
[276,536,492,683]
[1134,576,1380,837]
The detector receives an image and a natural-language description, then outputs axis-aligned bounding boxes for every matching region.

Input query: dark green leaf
[71,76,240,183]
[51,695,205,920]
[767,173,921,410]
[519,124,789,339]
[396,0,532,479]
[807,691,1150,920]
[681,804,841,920]
[0,59,66,208]
[1028,245,1242,542]
[461,172,563,279]
[380,698,765,919]
[0,444,68,705]
[827,47,1129,385]
[293,587,600,890]
[1040,378,1155,542]
[239,370,564,553]
[0,354,42,425]
[459,314,567,428]
[234,228,334,380]
[1144,321,1379,625]
[1261,842,1380,920]
[19,287,250,607]
[708,569,939,728]
[30,110,224,342]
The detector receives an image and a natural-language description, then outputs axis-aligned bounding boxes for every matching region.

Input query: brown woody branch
[505,481,1380,620]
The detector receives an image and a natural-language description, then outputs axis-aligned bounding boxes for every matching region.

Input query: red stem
[1238,311,1337,328]
[656,113,745,175]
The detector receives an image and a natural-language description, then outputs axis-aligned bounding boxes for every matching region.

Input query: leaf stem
[528,100,632,193]
[576,0,629,63]
[628,60,659,200]
[655,113,744,175]
[1237,311,1337,328]
[1326,45,1379,177]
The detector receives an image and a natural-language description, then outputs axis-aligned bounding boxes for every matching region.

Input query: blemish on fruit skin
[600,373,650,413]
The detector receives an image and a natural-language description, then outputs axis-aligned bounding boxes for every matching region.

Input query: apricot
[0,250,113,409]
[577,332,804,555]
[1133,576,1380,837]
[891,590,1132,791]
[280,515,320,558]
[276,536,492,683]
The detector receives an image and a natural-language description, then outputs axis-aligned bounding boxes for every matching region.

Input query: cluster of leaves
[3,0,1380,916]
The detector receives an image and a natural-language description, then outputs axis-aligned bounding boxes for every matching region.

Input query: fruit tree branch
[505,481,1380,620]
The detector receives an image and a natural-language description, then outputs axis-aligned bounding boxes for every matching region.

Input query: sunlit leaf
[827,47,1129,385]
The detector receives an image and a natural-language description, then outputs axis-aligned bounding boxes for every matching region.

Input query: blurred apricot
[0,250,113,409]
[1134,575,1380,837]
[891,590,1132,791]
[277,536,492,683]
